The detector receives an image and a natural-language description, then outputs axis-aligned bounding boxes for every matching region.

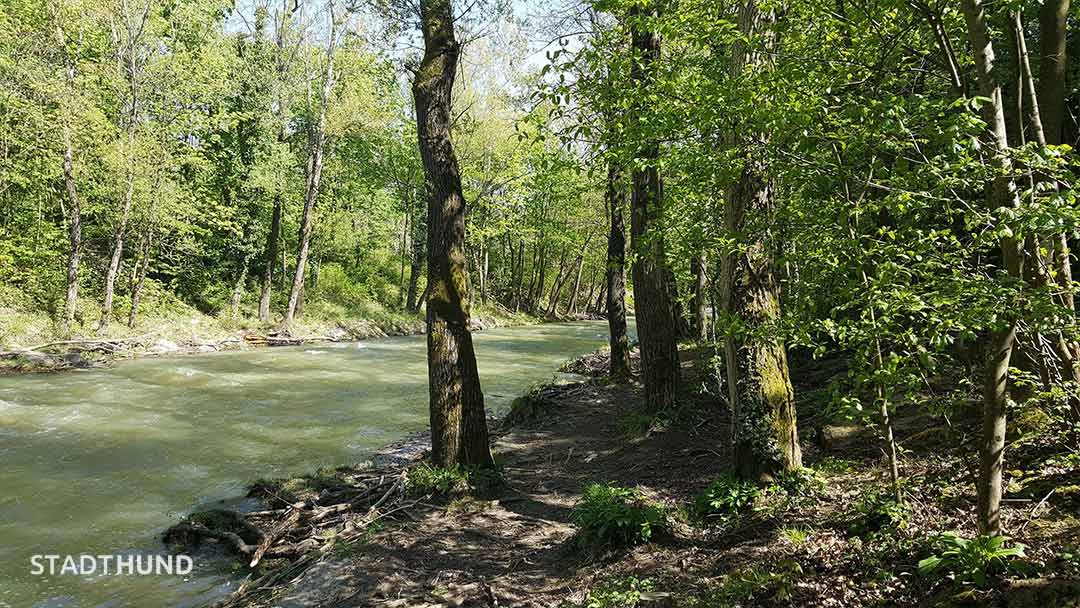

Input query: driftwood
[166,468,413,608]
[0,332,157,359]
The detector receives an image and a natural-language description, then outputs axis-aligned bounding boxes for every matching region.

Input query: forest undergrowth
[168,346,1080,608]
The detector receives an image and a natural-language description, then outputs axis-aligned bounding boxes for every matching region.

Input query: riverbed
[0,321,613,608]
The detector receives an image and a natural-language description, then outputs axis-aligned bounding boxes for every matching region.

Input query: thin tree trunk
[606,163,631,380]
[1013,10,1080,420]
[413,0,493,469]
[258,195,282,322]
[724,1,801,480]
[283,17,336,329]
[61,122,81,331]
[545,252,569,318]
[628,3,680,412]
[231,217,256,318]
[127,230,152,328]
[690,255,707,342]
[962,0,1025,536]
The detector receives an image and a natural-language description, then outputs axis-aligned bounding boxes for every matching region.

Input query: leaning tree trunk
[99,167,136,331]
[413,0,494,469]
[723,1,801,481]
[962,0,1025,536]
[605,163,631,381]
[628,3,680,412]
[283,24,336,329]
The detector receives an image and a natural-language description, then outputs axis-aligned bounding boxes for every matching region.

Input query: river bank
[0,321,615,608]
[180,347,1079,608]
[0,302,553,374]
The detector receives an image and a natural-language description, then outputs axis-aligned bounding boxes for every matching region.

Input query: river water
[0,321,613,608]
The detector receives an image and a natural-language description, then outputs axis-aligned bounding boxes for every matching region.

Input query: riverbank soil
[216,347,1079,608]
[0,304,548,373]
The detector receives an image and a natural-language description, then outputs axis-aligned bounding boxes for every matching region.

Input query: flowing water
[0,321,615,608]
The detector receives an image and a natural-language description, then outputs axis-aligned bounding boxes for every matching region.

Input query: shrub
[694,474,760,519]
[572,482,667,550]
[918,533,1027,588]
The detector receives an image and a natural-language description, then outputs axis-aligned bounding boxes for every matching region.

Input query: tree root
[166,467,413,607]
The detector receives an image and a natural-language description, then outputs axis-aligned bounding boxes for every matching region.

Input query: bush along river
[0,321,614,608]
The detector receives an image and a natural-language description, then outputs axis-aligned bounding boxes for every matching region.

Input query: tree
[605,162,631,380]
[412,0,494,468]
[628,2,680,412]
[722,1,801,480]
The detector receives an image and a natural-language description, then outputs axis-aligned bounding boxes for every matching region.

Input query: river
[0,320,613,608]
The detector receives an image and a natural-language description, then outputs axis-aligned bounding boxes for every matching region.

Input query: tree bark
[1038,0,1069,147]
[628,3,680,412]
[127,230,152,328]
[283,17,336,329]
[961,0,1025,536]
[61,121,82,332]
[258,195,282,322]
[724,2,801,481]
[413,0,493,469]
[605,163,631,381]
[406,206,425,313]
[690,255,708,342]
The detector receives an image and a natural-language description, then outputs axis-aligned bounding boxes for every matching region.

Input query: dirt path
[222,349,1079,608]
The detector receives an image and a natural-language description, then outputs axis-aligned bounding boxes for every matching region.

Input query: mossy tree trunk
[723,1,801,481]
[413,0,494,469]
[628,3,680,412]
[605,163,631,381]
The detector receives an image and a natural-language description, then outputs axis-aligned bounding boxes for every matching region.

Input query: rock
[817,424,868,452]
[150,338,182,354]
[196,344,217,353]
[639,592,675,608]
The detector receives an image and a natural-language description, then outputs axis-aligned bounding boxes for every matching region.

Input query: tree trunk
[127,230,153,328]
[61,121,82,332]
[724,2,801,481]
[99,169,136,331]
[605,163,632,381]
[258,195,282,322]
[413,0,493,469]
[1039,0,1069,147]
[961,0,1025,536]
[231,217,256,318]
[690,255,708,342]
[628,3,680,412]
[545,252,569,318]
[283,21,336,329]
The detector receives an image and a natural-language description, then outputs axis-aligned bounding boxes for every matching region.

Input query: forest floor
[187,347,1080,608]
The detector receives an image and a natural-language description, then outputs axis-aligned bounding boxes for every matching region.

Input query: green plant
[812,456,855,475]
[918,533,1027,588]
[853,489,910,533]
[694,475,760,519]
[572,483,668,550]
[780,526,810,545]
[772,468,826,498]
[582,576,656,608]
[406,464,470,496]
[698,560,804,604]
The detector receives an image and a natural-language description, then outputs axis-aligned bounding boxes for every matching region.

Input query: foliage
[690,560,804,606]
[918,534,1027,588]
[693,475,760,519]
[852,489,910,534]
[572,483,668,551]
[406,463,501,497]
[580,576,656,608]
